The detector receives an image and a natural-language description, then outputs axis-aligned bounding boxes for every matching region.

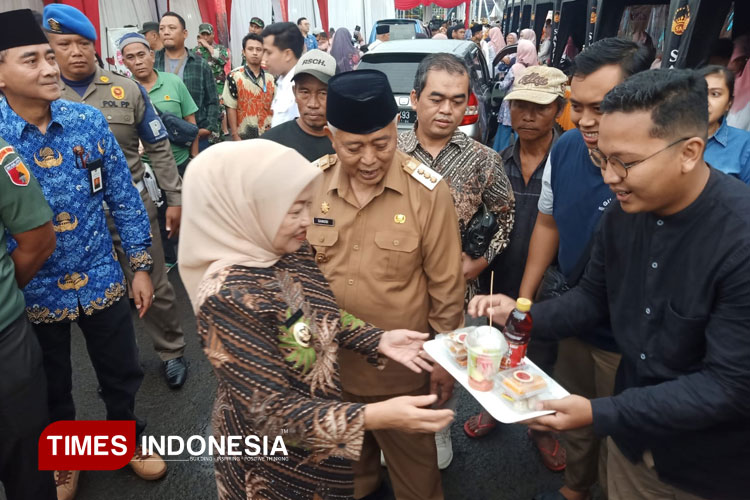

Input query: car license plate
[399,110,417,123]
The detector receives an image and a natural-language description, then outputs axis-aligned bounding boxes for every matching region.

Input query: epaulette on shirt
[402,156,442,191]
[312,154,337,171]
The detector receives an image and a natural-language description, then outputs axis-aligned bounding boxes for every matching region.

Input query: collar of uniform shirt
[327,153,407,202]
[0,97,65,143]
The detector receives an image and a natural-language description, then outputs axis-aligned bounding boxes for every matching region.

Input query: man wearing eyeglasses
[473,68,750,500]
[468,38,654,500]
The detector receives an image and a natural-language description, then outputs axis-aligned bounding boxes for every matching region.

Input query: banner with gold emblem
[662,0,697,68]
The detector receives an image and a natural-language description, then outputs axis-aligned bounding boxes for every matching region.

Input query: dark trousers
[32,297,146,437]
[0,313,56,499]
[157,158,191,264]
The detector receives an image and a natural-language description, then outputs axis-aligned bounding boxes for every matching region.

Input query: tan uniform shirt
[60,67,182,206]
[309,150,465,396]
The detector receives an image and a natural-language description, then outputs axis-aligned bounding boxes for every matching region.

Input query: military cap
[0,9,49,51]
[198,23,214,35]
[249,17,265,28]
[43,3,97,41]
[376,25,390,35]
[327,70,398,135]
[139,21,159,34]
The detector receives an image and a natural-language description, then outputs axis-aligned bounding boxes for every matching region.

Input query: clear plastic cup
[465,326,506,391]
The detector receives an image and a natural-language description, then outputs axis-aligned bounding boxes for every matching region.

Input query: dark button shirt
[532,169,750,499]
[479,132,557,296]
[262,120,334,162]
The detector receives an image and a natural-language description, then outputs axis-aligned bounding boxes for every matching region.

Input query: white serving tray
[424,334,570,424]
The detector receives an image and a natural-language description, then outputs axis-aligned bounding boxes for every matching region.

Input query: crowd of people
[0,4,749,500]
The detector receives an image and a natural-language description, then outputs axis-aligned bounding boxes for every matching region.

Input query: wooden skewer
[489,271,494,327]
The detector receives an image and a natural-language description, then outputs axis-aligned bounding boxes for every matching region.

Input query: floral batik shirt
[197,246,385,500]
[0,97,152,323]
[222,65,276,139]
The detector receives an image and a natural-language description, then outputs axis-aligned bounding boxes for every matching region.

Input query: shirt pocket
[373,231,420,282]
[308,228,338,272]
[102,108,135,126]
[656,302,708,372]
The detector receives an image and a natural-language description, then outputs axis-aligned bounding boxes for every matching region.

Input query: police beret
[326,70,398,135]
[376,25,390,35]
[0,9,49,52]
[43,4,97,41]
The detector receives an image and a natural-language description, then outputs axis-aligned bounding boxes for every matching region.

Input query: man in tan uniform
[47,12,188,388]
[308,69,465,500]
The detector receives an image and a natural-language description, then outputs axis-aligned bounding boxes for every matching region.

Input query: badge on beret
[47,18,62,33]
[100,75,110,83]
[111,86,125,100]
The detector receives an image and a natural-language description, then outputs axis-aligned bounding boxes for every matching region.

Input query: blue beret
[43,4,97,41]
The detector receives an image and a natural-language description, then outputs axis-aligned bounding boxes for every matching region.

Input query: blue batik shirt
[0,97,153,324]
[305,33,318,50]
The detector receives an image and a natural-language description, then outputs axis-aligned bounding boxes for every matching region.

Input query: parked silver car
[358,39,503,145]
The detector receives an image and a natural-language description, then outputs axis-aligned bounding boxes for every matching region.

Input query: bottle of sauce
[500,298,533,369]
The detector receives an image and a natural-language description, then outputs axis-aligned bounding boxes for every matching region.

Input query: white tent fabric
[0,0,44,13]
[98,0,154,63]
[168,0,203,50]
[328,0,395,41]
[288,0,319,28]
[229,0,273,67]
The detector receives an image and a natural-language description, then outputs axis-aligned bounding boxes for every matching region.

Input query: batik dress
[196,245,385,500]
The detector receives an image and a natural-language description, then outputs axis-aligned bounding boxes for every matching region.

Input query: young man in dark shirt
[262,49,335,161]
[472,69,750,500]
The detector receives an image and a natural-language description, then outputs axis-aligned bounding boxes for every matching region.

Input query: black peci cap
[376,25,390,35]
[326,70,398,135]
[0,9,49,51]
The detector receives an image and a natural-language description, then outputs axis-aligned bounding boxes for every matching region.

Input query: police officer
[0,131,57,500]
[0,9,166,498]
[44,4,188,388]
[308,70,465,500]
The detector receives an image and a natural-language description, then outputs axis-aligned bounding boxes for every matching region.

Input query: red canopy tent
[394,0,471,27]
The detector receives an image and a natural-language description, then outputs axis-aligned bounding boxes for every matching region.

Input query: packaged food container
[466,326,506,391]
[497,366,549,411]
[443,327,471,367]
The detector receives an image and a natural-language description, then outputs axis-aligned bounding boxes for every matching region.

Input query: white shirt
[369,39,383,51]
[537,155,554,215]
[271,67,299,128]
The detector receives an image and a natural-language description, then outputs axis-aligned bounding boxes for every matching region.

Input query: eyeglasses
[589,137,690,178]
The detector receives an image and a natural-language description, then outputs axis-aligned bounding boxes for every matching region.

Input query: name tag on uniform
[88,158,103,194]
[313,217,334,227]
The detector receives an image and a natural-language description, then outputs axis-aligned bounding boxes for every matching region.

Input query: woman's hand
[364,394,454,433]
[467,293,516,324]
[378,329,433,374]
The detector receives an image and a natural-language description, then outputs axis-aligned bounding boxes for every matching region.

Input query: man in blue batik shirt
[0,9,166,499]
[298,16,318,50]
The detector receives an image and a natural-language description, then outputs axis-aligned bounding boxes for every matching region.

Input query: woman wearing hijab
[483,26,506,74]
[331,27,360,74]
[493,39,538,152]
[519,28,536,47]
[179,140,454,500]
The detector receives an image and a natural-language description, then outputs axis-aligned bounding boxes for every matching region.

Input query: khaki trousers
[554,337,621,493]
[607,438,707,500]
[342,385,443,500]
[107,190,185,361]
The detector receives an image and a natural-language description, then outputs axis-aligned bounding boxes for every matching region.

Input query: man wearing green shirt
[0,135,57,499]
[121,33,199,174]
